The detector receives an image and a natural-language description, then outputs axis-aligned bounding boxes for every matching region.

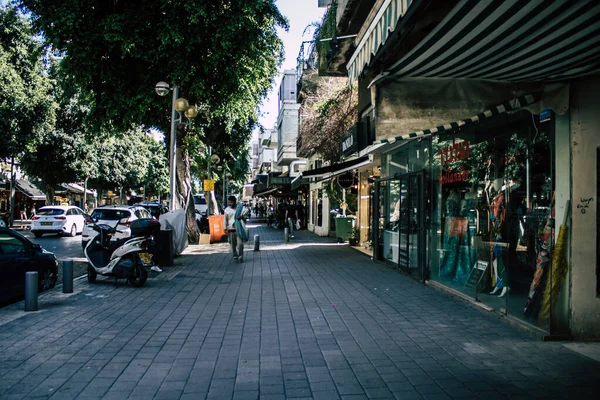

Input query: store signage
[203,179,214,191]
[437,139,471,185]
[337,172,354,189]
[340,127,358,157]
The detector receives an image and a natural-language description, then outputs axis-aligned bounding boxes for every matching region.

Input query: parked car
[31,205,87,238]
[81,205,153,249]
[194,194,208,214]
[0,227,58,306]
[135,202,168,220]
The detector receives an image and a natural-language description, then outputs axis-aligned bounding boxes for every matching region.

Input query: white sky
[258,0,326,130]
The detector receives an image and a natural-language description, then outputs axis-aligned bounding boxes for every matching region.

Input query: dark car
[0,227,58,306]
[134,202,168,220]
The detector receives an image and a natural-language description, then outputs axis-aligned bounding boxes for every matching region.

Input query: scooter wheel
[87,264,97,283]
[128,262,148,288]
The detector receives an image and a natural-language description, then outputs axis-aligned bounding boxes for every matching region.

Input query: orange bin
[208,215,226,243]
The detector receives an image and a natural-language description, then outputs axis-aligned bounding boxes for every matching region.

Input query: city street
[0,220,598,400]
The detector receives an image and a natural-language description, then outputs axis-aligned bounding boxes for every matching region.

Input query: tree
[19,0,288,242]
[298,69,357,163]
[0,6,53,159]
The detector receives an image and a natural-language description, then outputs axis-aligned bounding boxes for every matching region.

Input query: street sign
[203,179,214,191]
[337,172,354,189]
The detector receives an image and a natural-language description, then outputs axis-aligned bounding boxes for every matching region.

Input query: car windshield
[91,209,130,220]
[37,209,65,216]
[194,196,206,205]
[137,204,161,218]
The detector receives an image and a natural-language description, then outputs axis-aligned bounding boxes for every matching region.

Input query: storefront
[373,102,569,335]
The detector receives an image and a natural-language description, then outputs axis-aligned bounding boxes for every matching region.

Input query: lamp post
[155,81,198,211]
[225,172,232,206]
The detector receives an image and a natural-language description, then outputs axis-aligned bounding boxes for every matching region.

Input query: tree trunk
[45,184,55,206]
[176,124,200,244]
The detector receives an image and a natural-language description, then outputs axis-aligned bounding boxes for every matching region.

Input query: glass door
[374,171,426,281]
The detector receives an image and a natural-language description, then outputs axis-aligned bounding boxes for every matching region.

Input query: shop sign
[203,179,214,191]
[337,172,354,189]
[437,139,471,185]
[340,127,358,157]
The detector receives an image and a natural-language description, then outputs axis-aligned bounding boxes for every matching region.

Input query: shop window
[430,111,555,325]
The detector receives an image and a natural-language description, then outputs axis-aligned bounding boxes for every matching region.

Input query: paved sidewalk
[0,220,598,400]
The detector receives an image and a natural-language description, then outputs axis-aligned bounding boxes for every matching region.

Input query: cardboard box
[199,234,211,245]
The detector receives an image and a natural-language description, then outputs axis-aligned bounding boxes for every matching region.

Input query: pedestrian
[286,198,298,238]
[30,205,36,218]
[266,203,274,227]
[297,200,305,229]
[19,204,27,221]
[224,195,249,263]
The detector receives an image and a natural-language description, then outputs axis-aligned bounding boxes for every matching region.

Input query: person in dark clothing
[286,198,298,238]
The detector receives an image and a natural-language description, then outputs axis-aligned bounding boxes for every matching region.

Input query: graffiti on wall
[576,197,594,214]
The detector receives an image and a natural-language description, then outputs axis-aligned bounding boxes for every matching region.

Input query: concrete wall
[570,76,600,339]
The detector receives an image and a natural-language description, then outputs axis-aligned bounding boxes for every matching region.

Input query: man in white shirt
[223,195,249,263]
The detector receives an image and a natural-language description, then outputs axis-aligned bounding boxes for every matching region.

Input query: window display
[430,110,555,325]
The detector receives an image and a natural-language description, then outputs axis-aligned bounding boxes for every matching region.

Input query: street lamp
[155,81,199,211]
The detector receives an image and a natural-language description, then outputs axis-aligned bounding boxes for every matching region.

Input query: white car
[31,206,87,238]
[82,205,153,249]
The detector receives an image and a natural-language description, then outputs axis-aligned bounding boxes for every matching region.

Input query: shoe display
[150,265,163,272]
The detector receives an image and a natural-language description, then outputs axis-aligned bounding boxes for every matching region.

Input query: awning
[291,176,309,191]
[376,0,600,84]
[302,155,373,180]
[347,0,415,85]
[16,179,46,200]
[372,93,537,145]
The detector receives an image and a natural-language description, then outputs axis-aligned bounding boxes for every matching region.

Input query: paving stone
[0,223,598,400]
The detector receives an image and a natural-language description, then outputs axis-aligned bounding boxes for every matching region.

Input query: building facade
[310,0,600,339]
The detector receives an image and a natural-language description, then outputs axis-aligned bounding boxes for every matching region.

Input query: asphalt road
[20,230,88,285]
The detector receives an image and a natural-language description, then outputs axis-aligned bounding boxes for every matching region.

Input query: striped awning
[373,93,536,145]
[367,0,600,85]
[347,0,414,86]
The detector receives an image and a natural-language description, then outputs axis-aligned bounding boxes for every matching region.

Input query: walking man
[224,195,249,263]
[286,198,298,239]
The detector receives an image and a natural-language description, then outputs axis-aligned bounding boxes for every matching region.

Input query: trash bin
[155,229,174,266]
[208,215,226,243]
[335,216,354,243]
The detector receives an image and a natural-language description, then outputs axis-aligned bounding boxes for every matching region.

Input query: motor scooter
[84,217,160,287]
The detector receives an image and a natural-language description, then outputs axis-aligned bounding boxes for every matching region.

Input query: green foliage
[0,6,54,159]
[19,0,288,147]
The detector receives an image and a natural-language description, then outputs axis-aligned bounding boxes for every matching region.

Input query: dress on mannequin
[439,191,472,284]
[489,185,509,297]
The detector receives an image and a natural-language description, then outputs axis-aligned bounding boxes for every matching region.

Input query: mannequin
[488,179,509,297]
[439,190,471,284]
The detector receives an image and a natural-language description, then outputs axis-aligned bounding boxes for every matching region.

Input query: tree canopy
[0,6,53,159]
[18,0,288,141]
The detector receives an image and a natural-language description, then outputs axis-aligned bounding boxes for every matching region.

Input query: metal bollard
[25,271,38,312]
[284,227,289,243]
[253,234,260,251]
[63,260,73,293]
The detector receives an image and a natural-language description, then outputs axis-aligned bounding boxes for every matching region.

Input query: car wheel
[128,258,148,288]
[33,232,43,238]
[38,268,56,292]
[87,264,97,283]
